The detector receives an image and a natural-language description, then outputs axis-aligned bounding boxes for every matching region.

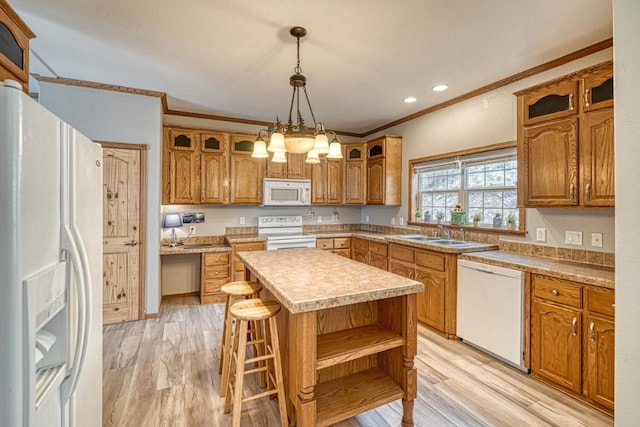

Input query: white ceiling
[10,0,612,134]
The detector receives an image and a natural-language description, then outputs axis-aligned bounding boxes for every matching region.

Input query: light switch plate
[565,230,582,245]
[536,228,546,242]
[399,217,404,226]
[239,216,245,225]
[391,217,396,225]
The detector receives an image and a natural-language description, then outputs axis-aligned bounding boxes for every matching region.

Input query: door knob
[124,240,138,246]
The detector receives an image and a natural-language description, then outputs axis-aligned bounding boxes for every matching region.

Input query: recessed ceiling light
[403,97,417,103]
[432,84,448,92]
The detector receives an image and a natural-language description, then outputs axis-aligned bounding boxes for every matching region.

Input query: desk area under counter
[160,234,266,304]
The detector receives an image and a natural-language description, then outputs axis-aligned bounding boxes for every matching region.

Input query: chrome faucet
[437,224,450,239]
[460,228,466,242]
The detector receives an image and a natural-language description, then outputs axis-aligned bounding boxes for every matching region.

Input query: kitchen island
[237,248,424,427]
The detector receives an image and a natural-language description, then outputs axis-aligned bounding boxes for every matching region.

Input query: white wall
[39,83,164,315]
[613,0,640,423]
[363,49,615,252]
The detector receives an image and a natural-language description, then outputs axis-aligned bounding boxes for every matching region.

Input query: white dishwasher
[456,259,527,372]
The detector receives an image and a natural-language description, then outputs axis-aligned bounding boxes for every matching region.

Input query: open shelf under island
[237,248,424,427]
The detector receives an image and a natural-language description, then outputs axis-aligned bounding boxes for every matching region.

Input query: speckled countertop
[224,233,266,244]
[159,242,231,255]
[459,251,614,289]
[237,248,424,313]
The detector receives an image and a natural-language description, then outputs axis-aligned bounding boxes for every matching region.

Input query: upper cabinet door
[582,64,614,113]
[168,129,198,151]
[579,109,615,207]
[520,79,579,126]
[520,118,579,206]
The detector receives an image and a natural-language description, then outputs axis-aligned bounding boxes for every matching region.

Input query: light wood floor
[103,296,613,426]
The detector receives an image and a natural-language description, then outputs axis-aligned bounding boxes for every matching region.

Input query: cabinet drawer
[389,261,413,279]
[333,248,351,258]
[334,238,351,249]
[234,242,265,253]
[204,264,229,280]
[369,241,388,257]
[203,252,229,266]
[586,287,615,317]
[389,244,414,263]
[353,238,368,252]
[533,275,582,308]
[234,259,246,272]
[202,277,227,295]
[370,255,387,270]
[414,250,445,272]
[316,238,334,250]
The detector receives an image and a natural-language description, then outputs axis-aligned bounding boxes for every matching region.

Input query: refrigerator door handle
[59,223,92,404]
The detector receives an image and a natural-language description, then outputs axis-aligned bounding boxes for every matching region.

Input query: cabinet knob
[589,321,596,342]
[551,289,559,296]
[585,183,591,201]
[569,184,576,203]
[572,317,578,336]
[569,93,574,110]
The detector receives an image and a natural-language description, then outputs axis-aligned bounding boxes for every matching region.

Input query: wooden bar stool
[224,299,288,427]
[219,280,262,397]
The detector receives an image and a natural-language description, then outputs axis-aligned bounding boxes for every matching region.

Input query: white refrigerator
[0,79,103,427]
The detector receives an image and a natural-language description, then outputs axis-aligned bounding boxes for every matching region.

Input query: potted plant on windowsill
[414,210,422,222]
[506,213,517,230]
[472,213,482,227]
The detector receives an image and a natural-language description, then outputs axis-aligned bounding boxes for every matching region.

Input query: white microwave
[262,178,311,206]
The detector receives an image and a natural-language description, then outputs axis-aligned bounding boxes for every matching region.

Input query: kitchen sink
[396,235,442,241]
[395,235,474,246]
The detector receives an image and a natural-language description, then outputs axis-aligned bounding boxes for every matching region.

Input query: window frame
[409,141,525,233]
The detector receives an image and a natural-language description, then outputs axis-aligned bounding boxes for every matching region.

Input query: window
[413,147,519,227]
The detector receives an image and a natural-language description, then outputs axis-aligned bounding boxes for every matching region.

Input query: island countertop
[237,247,424,313]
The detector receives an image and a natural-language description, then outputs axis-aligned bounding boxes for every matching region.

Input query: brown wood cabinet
[162,127,230,205]
[516,61,614,208]
[200,252,230,304]
[231,241,265,281]
[266,152,306,179]
[316,237,351,258]
[388,243,457,337]
[229,134,265,205]
[344,143,367,204]
[352,237,388,270]
[0,2,34,92]
[530,274,614,413]
[366,136,402,205]
[307,158,344,205]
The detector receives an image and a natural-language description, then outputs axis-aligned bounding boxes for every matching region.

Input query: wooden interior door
[102,146,142,324]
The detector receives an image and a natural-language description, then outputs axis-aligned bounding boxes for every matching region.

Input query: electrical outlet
[317,215,322,223]
[399,217,404,226]
[239,216,245,225]
[189,225,196,235]
[365,215,370,223]
[565,230,583,246]
[591,232,603,248]
[536,228,546,242]
[391,217,396,226]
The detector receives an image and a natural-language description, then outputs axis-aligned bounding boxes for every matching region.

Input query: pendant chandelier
[252,26,342,164]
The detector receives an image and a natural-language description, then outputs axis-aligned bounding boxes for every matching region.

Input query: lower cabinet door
[585,313,615,410]
[415,268,445,332]
[531,300,582,393]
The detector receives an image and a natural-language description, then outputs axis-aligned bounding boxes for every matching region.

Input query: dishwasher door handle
[476,266,495,274]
